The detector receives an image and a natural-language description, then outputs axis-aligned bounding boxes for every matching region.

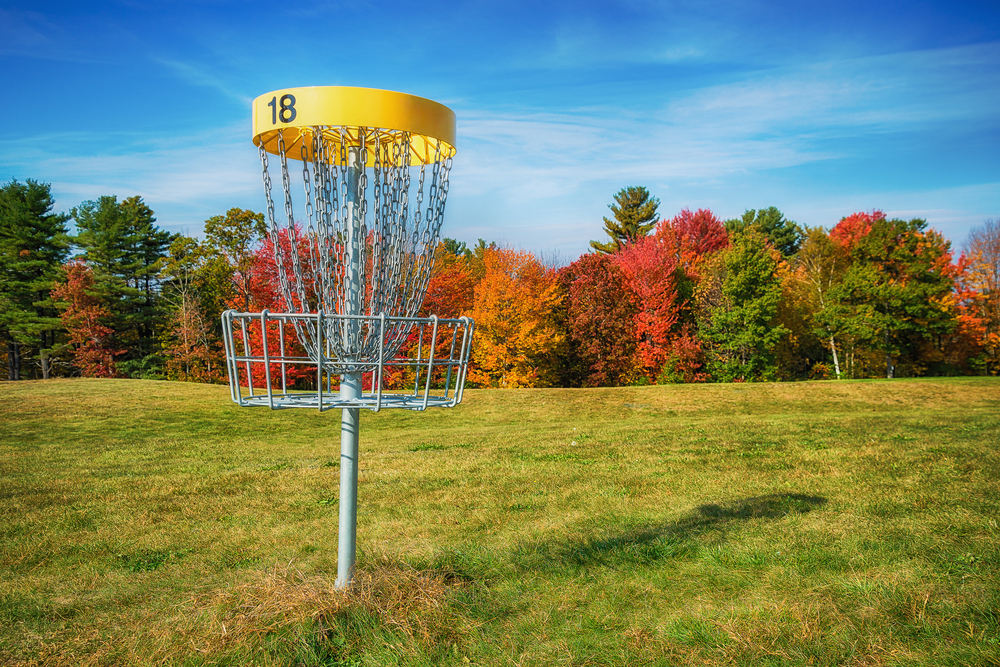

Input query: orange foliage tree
[51,259,125,377]
[422,243,477,319]
[961,220,1000,373]
[468,247,563,388]
[379,242,479,390]
[829,209,886,250]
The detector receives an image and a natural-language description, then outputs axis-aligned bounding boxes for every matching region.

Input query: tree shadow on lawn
[513,493,828,571]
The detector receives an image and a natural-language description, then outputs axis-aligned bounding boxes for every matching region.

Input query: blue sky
[1,0,998,261]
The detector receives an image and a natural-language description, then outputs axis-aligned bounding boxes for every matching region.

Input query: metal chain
[257,126,454,371]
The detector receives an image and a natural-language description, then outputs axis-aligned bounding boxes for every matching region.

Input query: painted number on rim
[268,94,297,124]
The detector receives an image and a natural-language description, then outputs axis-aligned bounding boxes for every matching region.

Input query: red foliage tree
[658,328,708,383]
[559,253,639,386]
[613,233,683,380]
[598,208,725,383]
[226,229,312,390]
[829,210,886,250]
[662,207,730,279]
[421,248,477,319]
[51,259,125,377]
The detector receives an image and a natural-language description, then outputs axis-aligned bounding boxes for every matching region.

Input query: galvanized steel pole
[336,149,363,589]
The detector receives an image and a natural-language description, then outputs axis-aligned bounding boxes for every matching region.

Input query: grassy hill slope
[1,378,998,666]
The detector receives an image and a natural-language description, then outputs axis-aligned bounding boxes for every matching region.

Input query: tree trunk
[885,332,894,379]
[828,335,841,379]
[41,349,51,380]
[7,341,21,380]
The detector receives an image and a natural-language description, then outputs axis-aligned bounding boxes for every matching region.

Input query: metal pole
[337,374,360,587]
[337,146,363,588]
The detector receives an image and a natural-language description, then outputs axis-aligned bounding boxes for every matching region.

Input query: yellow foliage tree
[468,247,564,388]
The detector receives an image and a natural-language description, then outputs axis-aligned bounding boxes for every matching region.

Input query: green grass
[1,377,999,666]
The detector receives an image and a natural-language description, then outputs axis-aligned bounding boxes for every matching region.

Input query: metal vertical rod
[337,146,363,589]
[337,372,361,587]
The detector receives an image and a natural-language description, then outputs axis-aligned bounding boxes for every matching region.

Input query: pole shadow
[513,493,828,571]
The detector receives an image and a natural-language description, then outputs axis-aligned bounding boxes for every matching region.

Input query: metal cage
[222,310,474,412]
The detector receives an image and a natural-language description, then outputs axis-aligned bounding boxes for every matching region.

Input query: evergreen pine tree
[0,179,70,379]
[71,195,174,369]
[590,186,659,254]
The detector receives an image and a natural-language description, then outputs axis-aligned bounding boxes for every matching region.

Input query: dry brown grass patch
[177,558,475,660]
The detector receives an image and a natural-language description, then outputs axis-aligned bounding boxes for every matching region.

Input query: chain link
[257,127,454,372]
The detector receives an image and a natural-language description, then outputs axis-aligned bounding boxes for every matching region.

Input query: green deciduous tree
[590,186,659,254]
[696,229,788,381]
[203,208,268,313]
[159,236,226,383]
[819,216,957,378]
[725,207,804,257]
[0,179,70,379]
[796,227,848,378]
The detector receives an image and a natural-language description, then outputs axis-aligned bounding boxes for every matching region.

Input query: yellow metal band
[252,86,456,165]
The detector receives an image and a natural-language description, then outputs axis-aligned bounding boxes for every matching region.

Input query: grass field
[1,377,999,666]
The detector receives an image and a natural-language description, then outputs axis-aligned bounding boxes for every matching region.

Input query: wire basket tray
[222,309,474,412]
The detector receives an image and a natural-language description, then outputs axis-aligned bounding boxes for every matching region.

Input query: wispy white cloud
[435,40,1000,253]
[669,42,1000,133]
[452,41,999,202]
[153,58,253,106]
[4,123,263,233]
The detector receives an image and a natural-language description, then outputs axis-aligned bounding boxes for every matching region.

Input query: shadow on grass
[514,493,828,571]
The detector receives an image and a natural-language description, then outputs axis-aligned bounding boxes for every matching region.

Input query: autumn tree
[653,207,730,332]
[590,186,659,254]
[203,208,268,312]
[464,238,497,282]
[468,247,563,388]
[596,208,728,383]
[558,253,638,386]
[221,230,315,390]
[613,230,685,381]
[963,219,1000,373]
[725,207,804,257]
[829,209,886,250]
[159,236,225,383]
[422,240,477,319]
[663,208,730,280]
[0,179,70,379]
[820,215,957,378]
[51,259,124,377]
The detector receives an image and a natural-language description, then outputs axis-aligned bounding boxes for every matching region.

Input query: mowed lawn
[1,377,998,666]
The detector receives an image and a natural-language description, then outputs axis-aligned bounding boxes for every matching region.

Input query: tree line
[2,179,998,384]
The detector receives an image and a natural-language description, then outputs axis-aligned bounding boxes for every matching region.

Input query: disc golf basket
[221,86,474,588]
